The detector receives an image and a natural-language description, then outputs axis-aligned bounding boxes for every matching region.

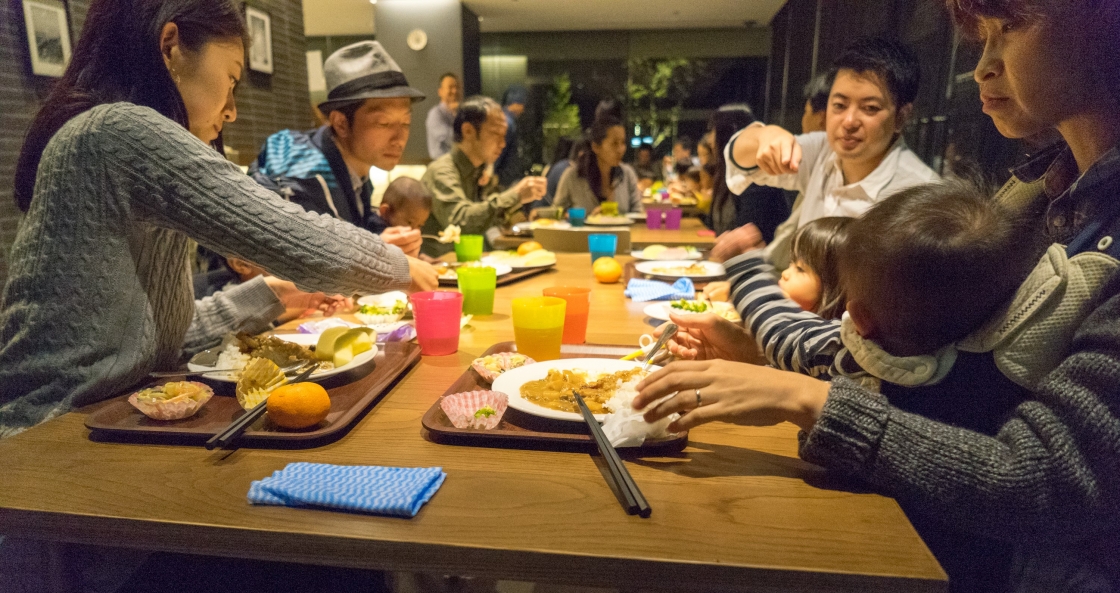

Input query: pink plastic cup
[664,208,683,230]
[646,210,663,230]
[410,291,463,356]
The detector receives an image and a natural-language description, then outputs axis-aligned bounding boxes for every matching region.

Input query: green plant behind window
[542,73,582,162]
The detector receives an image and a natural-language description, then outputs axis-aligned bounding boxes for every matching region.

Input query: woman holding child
[636,1,1120,591]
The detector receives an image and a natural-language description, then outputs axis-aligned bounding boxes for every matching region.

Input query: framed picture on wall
[245,6,273,74]
[21,0,72,77]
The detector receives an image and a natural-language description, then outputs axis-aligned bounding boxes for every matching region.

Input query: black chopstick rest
[574,393,652,518]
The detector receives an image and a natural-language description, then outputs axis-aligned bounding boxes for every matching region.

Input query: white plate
[436,263,513,285]
[643,302,740,322]
[634,260,726,280]
[529,220,571,230]
[629,248,702,261]
[275,322,410,347]
[481,252,556,270]
[626,212,647,221]
[585,215,633,226]
[186,345,377,383]
[490,358,658,423]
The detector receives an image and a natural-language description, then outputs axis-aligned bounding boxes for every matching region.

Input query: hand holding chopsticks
[574,393,651,518]
[205,362,320,450]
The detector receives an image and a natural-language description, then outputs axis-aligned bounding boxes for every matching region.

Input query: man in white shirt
[712,38,939,269]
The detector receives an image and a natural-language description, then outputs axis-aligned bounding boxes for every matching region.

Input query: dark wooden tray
[84,341,421,448]
[421,342,688,454]
[438,264,556,288]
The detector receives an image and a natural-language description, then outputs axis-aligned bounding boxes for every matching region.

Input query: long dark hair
[789,216,853,320]
[14,0,248,211]
[709,104,757,227]
[576,116,624,200]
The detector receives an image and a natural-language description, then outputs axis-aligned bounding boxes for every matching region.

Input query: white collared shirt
[724,128,939,227]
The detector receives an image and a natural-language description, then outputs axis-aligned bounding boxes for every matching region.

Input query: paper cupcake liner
[440,390,508,430]
[471,352,535,383]
[128,383,214,421]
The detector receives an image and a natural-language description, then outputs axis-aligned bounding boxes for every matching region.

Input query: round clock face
[407,29,428,51]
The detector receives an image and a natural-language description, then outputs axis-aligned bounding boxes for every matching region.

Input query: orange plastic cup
[543,287,591,344]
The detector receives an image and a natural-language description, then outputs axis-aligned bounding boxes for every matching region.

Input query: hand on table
[710,223,764,263]
[407,256,439,292]
[633,359,829,433]
[514,176,547,204]
[656,312,755,362]
[381,226,423,258]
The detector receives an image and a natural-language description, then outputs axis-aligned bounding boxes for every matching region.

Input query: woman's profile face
[972,15,1089,139]
[170,37,243,143]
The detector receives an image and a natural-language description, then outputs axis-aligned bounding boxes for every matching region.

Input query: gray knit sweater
[800,172,1120,589]
[0,103,412,437]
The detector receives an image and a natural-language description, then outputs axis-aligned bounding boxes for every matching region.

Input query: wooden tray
[84,341,421,448]
[421,342,688,454]
[437,264,556,288]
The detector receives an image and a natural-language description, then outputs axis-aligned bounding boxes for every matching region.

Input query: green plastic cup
[454,235,484,262]
[457,266,497,316]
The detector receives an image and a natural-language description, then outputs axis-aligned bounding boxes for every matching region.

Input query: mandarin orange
[266,382,331,429]
[592,257,623,283]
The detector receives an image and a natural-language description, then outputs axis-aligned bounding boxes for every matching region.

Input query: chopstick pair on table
[205,362,320,450]
[576,323,676,518]
[574,393,651,518]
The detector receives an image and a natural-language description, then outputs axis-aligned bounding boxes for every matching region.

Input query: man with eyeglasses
[249,41,424,256]
[420,95,545,257]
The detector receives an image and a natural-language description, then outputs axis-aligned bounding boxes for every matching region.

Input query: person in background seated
[249,41,424,257]
[706,104,791,239]
[663,135,697,181]
[632,142,662,189]
[494,84,527,187]
[801,71,833,134]
[425,72,459,159]
[368,177,433,234]
[554,116,643,215]
[420,96,545,257]
[711,38,938,269]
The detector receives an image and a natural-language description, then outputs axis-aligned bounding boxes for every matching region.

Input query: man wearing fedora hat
[249,41,427,257]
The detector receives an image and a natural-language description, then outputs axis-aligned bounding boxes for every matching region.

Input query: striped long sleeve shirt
[725,250,844,380]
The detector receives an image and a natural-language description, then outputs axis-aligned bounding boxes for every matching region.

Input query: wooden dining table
[0,253,946,592]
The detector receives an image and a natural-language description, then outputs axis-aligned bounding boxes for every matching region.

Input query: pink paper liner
[440,390,508,430]
[128,382,214,421]
[470,352,535,383]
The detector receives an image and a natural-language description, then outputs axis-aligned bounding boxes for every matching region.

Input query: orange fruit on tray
[518,240,543,256]
[266,383,331,429]
[593,257,623,284]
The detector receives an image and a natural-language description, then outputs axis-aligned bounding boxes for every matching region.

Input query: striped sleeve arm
[725,251,843,379]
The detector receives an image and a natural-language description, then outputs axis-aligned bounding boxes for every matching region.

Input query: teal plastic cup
[587,234,618,264]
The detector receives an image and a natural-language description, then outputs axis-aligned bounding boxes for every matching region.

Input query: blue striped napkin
[624,278,695,302]
[248,462,445,518]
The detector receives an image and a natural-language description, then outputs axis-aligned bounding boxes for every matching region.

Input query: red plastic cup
[543,286,592,344]
[410,291,463,355]
[664,208,683,230]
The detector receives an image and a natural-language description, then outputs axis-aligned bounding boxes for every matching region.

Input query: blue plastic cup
[587,234,618,264]
[569,207,586,227]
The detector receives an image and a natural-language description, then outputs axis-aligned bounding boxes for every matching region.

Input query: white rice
[601,373,677,447]
[215,343,251,373]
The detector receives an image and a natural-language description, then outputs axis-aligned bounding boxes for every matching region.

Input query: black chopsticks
[574,393,651,518]
[205,362,320,450]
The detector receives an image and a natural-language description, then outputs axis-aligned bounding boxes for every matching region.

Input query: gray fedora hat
[318,41,425,113]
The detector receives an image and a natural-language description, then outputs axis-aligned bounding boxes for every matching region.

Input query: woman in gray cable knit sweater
[0,0,438,439]
[634,1,1120,592]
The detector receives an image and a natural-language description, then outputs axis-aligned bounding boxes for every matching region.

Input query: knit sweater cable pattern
[0,103,411,437]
